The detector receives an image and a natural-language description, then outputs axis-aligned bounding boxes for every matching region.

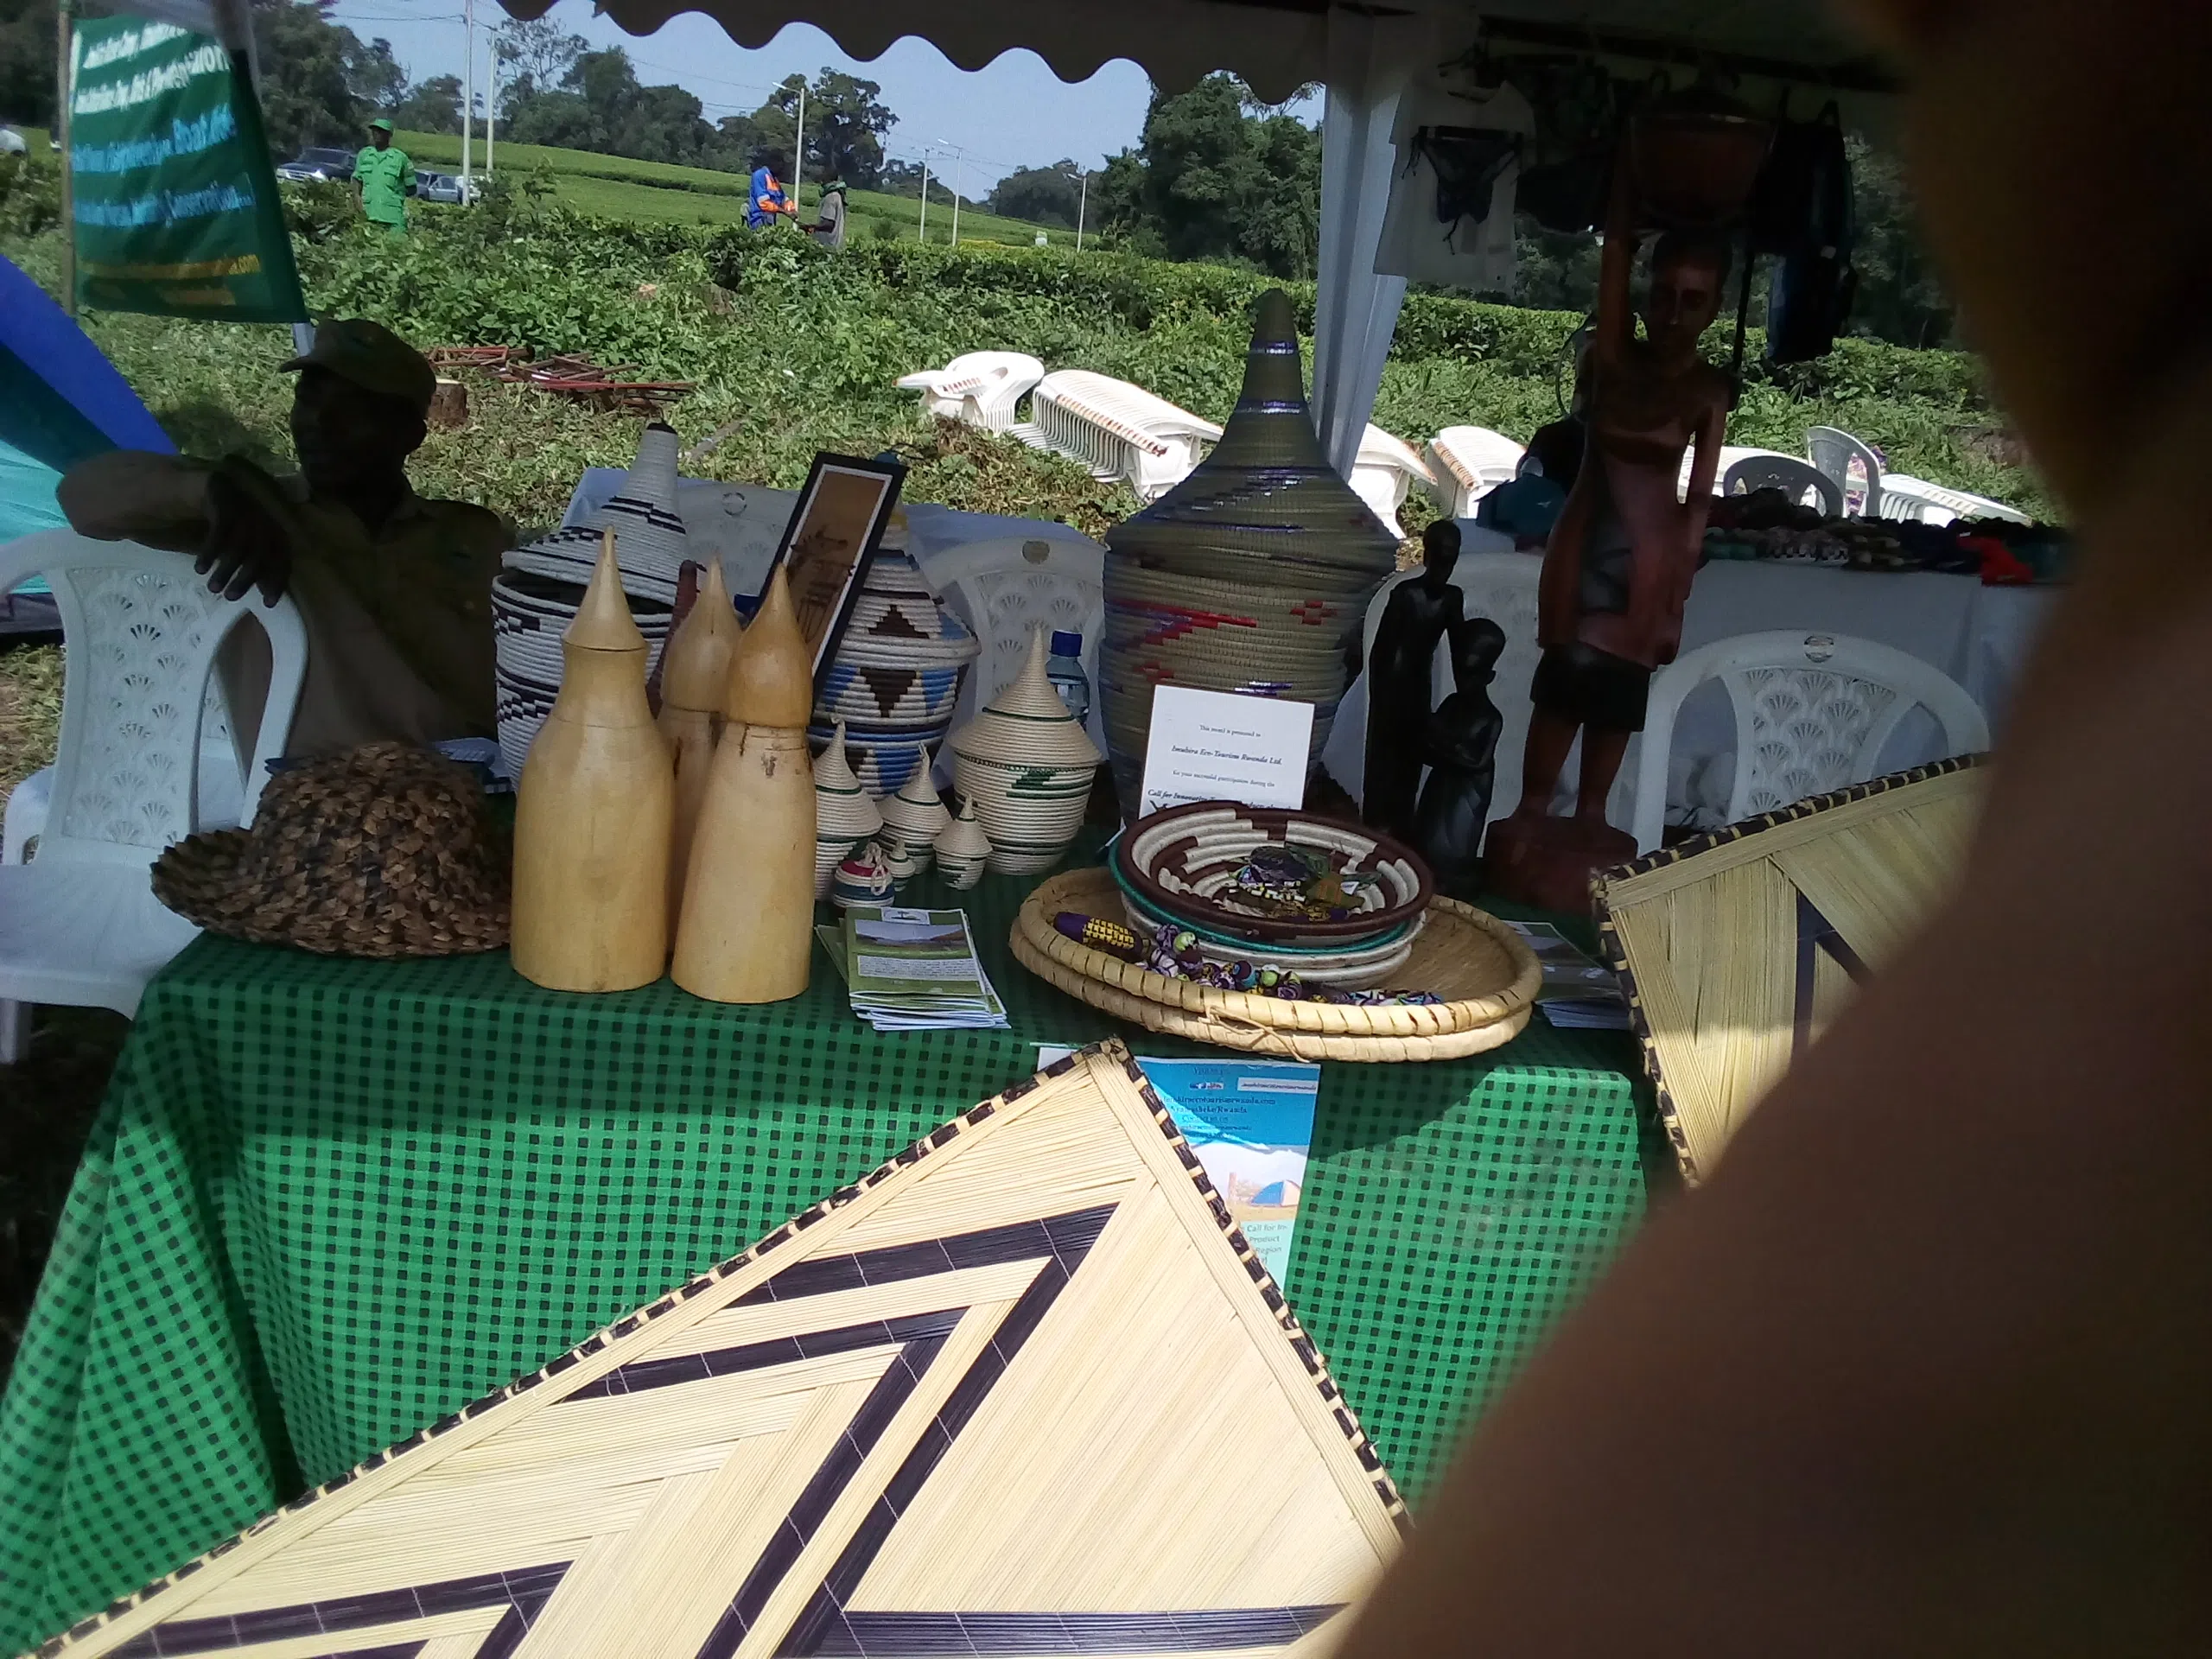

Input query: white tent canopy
[491,0,1892,105]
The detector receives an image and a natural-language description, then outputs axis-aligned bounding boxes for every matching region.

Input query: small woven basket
[1012,868,1540,1062]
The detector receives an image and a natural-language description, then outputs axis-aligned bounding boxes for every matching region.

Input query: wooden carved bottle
[671,566,817,1003]
[512,531,675,991]
[655,558,742,928]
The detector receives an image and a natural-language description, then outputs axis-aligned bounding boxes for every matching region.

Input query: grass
[394,130,1072,246]
[0,645,60,801]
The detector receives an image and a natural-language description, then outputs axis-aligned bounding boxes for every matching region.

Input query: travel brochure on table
[1039,1049,1320,1284]
[1504,920,1632,1030]
[819,906,1009,1031]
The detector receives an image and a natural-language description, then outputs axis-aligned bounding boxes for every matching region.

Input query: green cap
[368,118,394,133]
[281,318,435,416]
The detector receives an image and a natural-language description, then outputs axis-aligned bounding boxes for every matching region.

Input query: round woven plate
[1116,802,1433,944]
[1011,868,1540,1061]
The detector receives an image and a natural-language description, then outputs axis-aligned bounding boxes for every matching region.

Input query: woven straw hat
[152,743,510,958]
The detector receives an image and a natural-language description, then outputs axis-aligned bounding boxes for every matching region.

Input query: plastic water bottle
[1046,629,1090,723]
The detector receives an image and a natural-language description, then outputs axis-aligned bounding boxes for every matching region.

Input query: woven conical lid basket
[43,1045,1404,1659]
[950,627,1103,772]
[505,422,693,602]
[1099,291,1399,806]
[813,720,883,842]
[1594,758,1986,1185]
[1104,290,1398,594]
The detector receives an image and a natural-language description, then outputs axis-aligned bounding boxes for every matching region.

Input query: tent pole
[56,0,74,316]
[461,0,474,196]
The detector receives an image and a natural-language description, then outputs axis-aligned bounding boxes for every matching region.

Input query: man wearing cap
[355,118,414,236]
[59,320,508,757]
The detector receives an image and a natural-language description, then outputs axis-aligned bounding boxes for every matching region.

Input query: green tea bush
[3,194,2056,530]
[0,152,60,238]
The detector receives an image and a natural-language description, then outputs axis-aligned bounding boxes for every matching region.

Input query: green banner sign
[68,15,306,321]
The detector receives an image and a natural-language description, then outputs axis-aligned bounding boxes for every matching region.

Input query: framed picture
[761,453,906,681]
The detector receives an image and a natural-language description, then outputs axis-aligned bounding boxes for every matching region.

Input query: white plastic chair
[894,351,1045,433]
[1807,425,1885,518]
[1424,426,1526,517]
[0,531,307,1058]
[1721,454,1844,518]
[1804,427,2027,524]
[918,535,1106,741]
[1679,445,1799,501]
[1878,475,2032,526]
[1348,425,1433,537]
[1014,371,1222,501]
[1630,629,1989,852]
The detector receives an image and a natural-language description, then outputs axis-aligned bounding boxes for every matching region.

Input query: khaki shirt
[59,451,507,757]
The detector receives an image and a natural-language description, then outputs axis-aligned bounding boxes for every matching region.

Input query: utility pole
[485,27,495,177]
[793,79,805,201]
[55,0,73,315]
[1075,167,1088,252]
[918,149,929,242]
[460,0,474,198]
[948,147,961,246]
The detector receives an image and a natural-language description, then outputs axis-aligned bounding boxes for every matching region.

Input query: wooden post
[55,0,74,316]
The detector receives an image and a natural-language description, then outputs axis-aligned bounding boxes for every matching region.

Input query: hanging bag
[1751,101,1859,363]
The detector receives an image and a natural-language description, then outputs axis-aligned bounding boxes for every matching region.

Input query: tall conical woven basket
[1099,289,1400,809]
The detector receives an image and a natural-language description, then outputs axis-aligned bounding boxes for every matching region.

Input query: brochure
[1505,919,1632,1031]
[832,906,1008,1032]
[1037,1048,1320,1284]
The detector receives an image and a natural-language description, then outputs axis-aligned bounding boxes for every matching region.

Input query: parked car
[417,171,465,204]
[274,147,356,183]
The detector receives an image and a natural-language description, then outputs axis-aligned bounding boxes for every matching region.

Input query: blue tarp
[0,252,174,473]
[0,253,174,588]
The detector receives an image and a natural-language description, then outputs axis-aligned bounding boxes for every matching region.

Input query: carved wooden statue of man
[1489,146,1732,904]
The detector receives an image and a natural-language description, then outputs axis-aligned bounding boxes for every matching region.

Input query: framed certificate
[761,452,906,683]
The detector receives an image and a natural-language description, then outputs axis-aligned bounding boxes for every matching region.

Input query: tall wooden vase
[656,559,742,928]
[512,531,675,992]
[671,567,817,1004]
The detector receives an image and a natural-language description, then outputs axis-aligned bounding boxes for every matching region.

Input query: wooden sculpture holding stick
[1487,133,1733,910]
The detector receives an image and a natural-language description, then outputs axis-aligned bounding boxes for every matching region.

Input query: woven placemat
[1011,867,1538,1061]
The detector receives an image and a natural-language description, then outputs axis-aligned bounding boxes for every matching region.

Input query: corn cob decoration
[1052,911,1143,961]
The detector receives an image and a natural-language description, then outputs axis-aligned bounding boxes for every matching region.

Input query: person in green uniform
[354,118,413,236]
[59,320,510,756]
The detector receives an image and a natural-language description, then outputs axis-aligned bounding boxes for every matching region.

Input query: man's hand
[197,457,299,607]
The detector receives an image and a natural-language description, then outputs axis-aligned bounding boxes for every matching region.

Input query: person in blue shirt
[747,153,798,230]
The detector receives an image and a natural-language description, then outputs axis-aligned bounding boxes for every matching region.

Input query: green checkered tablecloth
[0,860,1651,1655]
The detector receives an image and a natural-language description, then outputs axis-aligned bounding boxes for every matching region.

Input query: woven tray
[1012,867,1541,1062]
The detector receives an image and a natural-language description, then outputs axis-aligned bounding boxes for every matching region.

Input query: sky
[325,0,1163,194]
